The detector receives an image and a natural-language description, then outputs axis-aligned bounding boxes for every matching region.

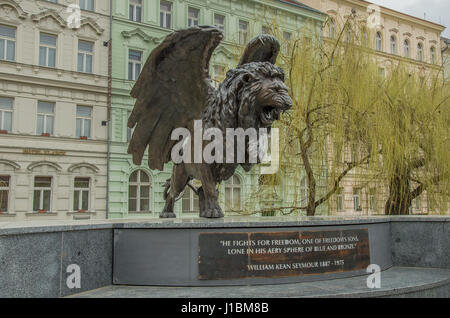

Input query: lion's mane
[201,62,285,181]
[203,61,285,131]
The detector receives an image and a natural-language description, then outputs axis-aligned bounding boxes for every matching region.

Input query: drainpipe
[106,0,113,219]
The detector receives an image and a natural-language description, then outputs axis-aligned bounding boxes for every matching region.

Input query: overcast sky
[369,0,449,38]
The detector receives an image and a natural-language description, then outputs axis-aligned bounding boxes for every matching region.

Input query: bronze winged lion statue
[128,26,292,218]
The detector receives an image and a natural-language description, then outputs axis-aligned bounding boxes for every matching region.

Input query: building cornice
[343,0,446,32]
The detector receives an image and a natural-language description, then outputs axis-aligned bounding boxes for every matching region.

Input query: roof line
[276,0,326,16]
[354,0,446,30]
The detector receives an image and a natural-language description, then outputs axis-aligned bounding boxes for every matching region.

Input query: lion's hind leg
[160,164,189,218]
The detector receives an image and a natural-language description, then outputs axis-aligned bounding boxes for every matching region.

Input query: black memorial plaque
[198,229,370,280]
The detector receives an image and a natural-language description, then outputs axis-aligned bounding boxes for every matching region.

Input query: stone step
[68,267,450,298]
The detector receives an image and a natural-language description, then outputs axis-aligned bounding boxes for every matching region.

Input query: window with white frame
[0,175,9,213]
[39,33,56,67]
[182,188,199,213]
[336,187,343,212]
[0,97,13,132]
[328,19,335,39]
[80,0,94,11]
[73,178,90,211]
[214,14,225,34]
[283,31,291,55]
[160,1,172,29]
[188,7,199,27]
[77,40,93,73]
[353,188,361,211]
[76,105,92,138]
[225,175,241,212]
[404,39,410,58]
[33,177,52,212]
[0,24,16,61]
[376,32,382,51]
[390,35,397,54]
[238,20,248,45]
[430,47,436,64]
[129,170,151,212]
[129,0,142,22]
[128,49,142,81]
[417,43,423,61]
[369,188,376,212]
[37,101,54,135]
[360,27,368,46]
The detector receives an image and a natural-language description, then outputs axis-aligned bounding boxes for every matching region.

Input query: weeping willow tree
[240,14,449,216]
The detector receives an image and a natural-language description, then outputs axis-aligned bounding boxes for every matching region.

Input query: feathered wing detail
[238,34,280,66]
[127,26,223,170]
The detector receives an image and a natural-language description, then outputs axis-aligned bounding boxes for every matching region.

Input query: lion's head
[208,62,292,131]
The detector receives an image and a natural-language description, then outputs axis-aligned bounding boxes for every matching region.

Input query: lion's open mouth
[260,106,281,127]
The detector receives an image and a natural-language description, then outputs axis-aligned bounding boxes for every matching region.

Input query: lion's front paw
[200,199,224,219]
[160,211,176,218]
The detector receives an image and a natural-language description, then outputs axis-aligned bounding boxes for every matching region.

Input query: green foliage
[240,15,449,216]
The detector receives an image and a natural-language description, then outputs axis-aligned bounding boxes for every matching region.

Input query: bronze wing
[127,26,223,170]
[238,34,280,66]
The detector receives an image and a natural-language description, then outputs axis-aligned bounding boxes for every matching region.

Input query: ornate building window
[129,170,151,212]
[128,49,142,81]
[353,188,361,211]
[376,32,382,51]
[182,188,199,213]
[0,97,13,133]
[188,7,200,27]
[80,0,94,11]
[0,24,16,62]
[214,14,225,34]
[238,20,248,45]
[0,175,9,213]
[417,43,423,61]
[77,40,93,73]
[403,39,410,58]
[225,175,241,212]
[283,31,291,55]
[39,33,57,68]
[76,106,92,138]
[328,19,335,39]
[129,0,142,22]
[430,46,436,64]
[33,177,52,212]
[369,188,376,212]
[37,101,55,136]
[160,1,173,29]
[73,178,90,211]
[390,35,397,54]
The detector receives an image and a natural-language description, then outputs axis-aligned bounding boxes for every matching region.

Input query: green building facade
[108,0,327,219]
